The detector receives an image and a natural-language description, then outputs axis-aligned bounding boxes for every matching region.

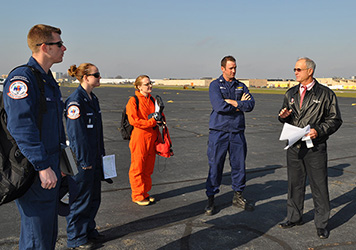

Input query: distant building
[249,79,267,88]
[0,77,4,92]
[50,72,356,90]
[52,72,63,80]
[154,79,211,87]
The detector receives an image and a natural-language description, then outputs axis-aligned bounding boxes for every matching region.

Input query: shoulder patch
[67,105,80,119]
[7,81,28,99]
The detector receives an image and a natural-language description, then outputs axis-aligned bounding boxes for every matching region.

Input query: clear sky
[1,0,355,79]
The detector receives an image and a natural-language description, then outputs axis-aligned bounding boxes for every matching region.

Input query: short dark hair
[221,56,236,68]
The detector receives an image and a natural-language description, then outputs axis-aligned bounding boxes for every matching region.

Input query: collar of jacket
[28,56,54,77]
[292,78,320,96]
[28,56,57,84]
[78,84,97,103]
[135,90,153,100]
[218,75,240,86]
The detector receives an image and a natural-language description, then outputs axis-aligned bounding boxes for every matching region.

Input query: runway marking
[310,241,356,249]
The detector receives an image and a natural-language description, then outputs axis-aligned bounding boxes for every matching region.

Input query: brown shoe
[232,191,254,211]
[70,241,94,249]
[134,198,150,206]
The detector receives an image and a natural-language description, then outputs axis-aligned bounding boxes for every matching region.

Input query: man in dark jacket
[205,56,255,216]
[278,57,342,239]
[3,24,66,249]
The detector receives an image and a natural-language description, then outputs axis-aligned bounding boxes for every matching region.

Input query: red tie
[300,86,307,108]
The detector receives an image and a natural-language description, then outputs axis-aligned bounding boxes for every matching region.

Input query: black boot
[205,196,215,216]
[232,191,254,211]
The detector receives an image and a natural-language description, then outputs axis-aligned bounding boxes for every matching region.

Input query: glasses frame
[142,82,153,87]
[293,68,308,72]
[36,41,64,48]
[87,72,101,78]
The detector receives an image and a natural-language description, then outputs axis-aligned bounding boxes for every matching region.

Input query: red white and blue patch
[67,105,80,120]
[7,81,28,99]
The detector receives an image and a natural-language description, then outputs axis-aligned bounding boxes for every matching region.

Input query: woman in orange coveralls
[126,75,162,206]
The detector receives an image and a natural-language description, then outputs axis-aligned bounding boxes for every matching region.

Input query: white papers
[155,100,160,113]
[279,123,314,150]
[102,154,117,179]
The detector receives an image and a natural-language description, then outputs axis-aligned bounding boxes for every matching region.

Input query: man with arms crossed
[205,55,255,215]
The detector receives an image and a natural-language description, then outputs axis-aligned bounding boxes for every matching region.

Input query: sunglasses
[87,72,101,78]
[293,68,308,72]
[142,82,152,86]
[36,41,64,48]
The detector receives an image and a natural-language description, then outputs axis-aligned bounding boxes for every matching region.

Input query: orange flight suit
[126,91,158,202]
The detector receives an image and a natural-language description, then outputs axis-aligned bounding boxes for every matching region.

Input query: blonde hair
[27,24,61,53]
[134,75,150,90]
[68,63,95,83]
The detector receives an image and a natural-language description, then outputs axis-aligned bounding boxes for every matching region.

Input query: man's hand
[241,93,251,101]
[39,167,57,190]
[225,92,252,110]
[306,128,318,139]
[279,108,292,119]
[224,99,237,107]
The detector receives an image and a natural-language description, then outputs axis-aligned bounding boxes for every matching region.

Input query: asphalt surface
[0,86,355,250]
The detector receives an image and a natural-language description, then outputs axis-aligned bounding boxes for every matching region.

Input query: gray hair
[297,57,316,72]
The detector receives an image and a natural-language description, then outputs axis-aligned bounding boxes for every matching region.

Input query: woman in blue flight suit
[65,63,105,249]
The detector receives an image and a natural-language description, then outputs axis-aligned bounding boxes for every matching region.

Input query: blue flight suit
[206,75,255,197]
[65,85,105,248]
[3,57,65,250]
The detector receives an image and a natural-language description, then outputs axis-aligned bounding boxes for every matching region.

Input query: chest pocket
[220,88,230,99]
[235,88,243,100]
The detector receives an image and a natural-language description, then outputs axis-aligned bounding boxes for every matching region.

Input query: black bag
[0,65,47,205]
[120,95,154,140]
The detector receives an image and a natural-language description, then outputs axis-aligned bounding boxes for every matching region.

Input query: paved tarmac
[0,86,355,250]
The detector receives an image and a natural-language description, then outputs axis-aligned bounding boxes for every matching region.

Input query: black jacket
[279,79,342,144]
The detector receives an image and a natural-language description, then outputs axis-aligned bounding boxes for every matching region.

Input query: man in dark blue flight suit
[65,63,105,249]
[3,24,66,249]
[205,55,255,215]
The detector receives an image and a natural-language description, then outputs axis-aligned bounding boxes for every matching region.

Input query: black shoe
[89,233,105,242]
[317,228,329,239]
[104,178,113,184]
[205,196,215,216]
[232,191,254,211]
[279,219,304,229]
